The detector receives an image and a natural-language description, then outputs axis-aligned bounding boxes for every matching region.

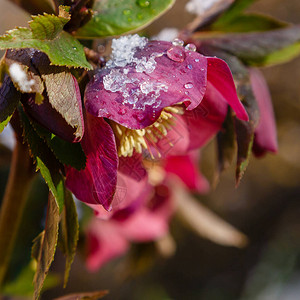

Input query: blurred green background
[0,0,300,299]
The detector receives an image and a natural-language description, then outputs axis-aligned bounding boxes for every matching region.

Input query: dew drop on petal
[184,82,193,89]
[167,46,186,62]
[185,43,196,52]
[172,38,184,47]
[195,58,200,62]
[187,64,193,70]
[118,107,127,115]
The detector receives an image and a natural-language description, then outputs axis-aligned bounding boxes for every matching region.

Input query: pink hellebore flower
[66,35,248,211]
[250,68,278,157]
[86,183,173,271]
[85,152,207,271]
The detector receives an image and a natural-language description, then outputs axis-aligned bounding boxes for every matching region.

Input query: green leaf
[196,25,300,66]
[212,13,286,33]
[0,75,21,133]
[1,262,59,297]
[58,189,79,288]
[18,106,65,211]
[33,193,60,300]
[215,108,236,182]
[31,121,86,170]
[75,0,175,38]
[213,0,257,26]
[0,7,92,69]
[200,49,259,184]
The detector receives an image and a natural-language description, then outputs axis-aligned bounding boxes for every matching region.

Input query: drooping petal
[85,39,208,129]
[207,57,248,121]
[184,82,229,150]
[163,151,209,193]
[65,113,118,210]
[250,68,278,156]
[90,155,151,220]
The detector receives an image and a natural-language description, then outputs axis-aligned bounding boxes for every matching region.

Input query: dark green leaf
[215,108,236,180]
[18,106,65,211]
[213,0,257,26]
[31,121,86,170]
[58,189,79,287]
[75,0,175,38]
[33,193,60,300]
[212,13,286,33]
[1,262,59,297]
[0,75,21,133]
[199,49,259,184]
[0,7,92,69]
[195,25,300,66]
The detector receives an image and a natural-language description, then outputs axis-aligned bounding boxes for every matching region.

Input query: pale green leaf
[0,7,91,69]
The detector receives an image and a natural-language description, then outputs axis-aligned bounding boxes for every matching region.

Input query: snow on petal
[85,37,207,129]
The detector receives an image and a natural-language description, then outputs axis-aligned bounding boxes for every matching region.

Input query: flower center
[111,106,184,158]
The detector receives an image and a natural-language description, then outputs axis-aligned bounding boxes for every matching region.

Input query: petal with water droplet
[85,40,207,129]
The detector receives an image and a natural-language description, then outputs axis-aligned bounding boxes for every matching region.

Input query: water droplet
[137,13,143,19]
[118,107,127,115]
[172,38,184,47]
[187,64,193,70]
[167,46,186,62]
[137,0,150,7]
[123,9,131,15]
[185,91,189,95]
[134,113,145,122]
[195,58,200,62]
[72,47,77,50]
[185,43,196,52]
[184,82,193,89]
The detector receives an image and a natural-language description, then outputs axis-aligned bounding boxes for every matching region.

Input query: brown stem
[0,132,35,286]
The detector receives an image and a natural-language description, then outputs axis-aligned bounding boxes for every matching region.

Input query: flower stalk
[0,119,35,286]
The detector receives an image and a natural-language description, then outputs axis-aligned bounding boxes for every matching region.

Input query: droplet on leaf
[123,9,132,15]
[137,0,150,8]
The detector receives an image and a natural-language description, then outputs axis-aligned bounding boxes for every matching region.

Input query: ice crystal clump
[106,34,148,68]
[9,63,35,92]
[103,35,168,110]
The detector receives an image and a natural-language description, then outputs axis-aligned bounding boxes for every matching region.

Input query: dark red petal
[65,114,118,210]
[185,82,229,150]
[207,57,249,121]
[163,152,209,193]
[250,68,278,157]
[85,41,207,129]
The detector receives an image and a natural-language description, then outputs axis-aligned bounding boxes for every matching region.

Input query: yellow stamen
[111,106,184,158]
